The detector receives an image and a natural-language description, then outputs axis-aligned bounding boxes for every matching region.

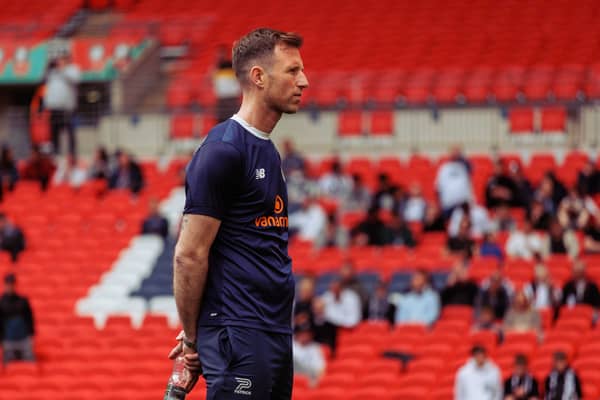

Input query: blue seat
[431,270,450,292]
[388,271,413,294]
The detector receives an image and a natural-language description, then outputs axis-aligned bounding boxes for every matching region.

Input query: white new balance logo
[234,377,252,396]
[255,168,266,179]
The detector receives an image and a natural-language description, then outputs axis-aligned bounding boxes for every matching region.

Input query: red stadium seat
[338,111,364,136]
[541,107,566,132]
[369,111,394,136]
[509,108,534,133]
[170,113,196,138]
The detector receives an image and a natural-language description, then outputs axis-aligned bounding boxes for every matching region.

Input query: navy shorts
[197,326,293,400]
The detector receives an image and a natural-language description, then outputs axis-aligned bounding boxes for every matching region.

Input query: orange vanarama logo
[274,195,284,214]
[254,195,287,228]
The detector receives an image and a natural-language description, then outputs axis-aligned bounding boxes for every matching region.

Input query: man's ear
[249,66,266,89]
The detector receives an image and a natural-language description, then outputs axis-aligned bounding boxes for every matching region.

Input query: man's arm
[173,214,221,341]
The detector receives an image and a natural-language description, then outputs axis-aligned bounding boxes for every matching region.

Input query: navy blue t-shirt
[184,115,294,334]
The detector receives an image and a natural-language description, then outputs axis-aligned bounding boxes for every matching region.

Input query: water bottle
[164,356,188,400]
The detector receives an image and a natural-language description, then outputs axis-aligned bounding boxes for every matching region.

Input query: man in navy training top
[168,28,309,400]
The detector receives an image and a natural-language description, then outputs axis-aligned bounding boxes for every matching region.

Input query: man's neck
[237,96,282,134]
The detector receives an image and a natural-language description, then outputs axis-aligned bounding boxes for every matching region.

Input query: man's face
[514,363,526,376]
[4,282,14,295]
[411,273,426,292]
[263,44,309,114]
[474,352,486,366]
[554,358,567,372]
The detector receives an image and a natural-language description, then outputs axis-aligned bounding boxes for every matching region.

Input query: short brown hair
[232,28,303,86]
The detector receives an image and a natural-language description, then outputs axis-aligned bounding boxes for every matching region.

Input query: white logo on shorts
[255,168,266,179]
[234,377,252,396]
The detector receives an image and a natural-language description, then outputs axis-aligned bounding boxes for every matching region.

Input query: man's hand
[168,331,202,393]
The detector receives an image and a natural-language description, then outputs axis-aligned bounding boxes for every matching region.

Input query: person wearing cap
[0,274,35,363]
[455,345,502,400]
[43,50,81,157]
[504,354,539,400]
[544,351,582,400]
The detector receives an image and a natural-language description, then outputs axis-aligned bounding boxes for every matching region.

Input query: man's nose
[297,71,309,89]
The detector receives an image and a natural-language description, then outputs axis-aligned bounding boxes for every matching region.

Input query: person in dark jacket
[0,213,25,263]
[0,274,35,363]
[561,260,600,309]
[0,145,19,201]
[141,198,169,239]
[442,264,479,307]
[476,271,512,320]
[22,145,55,191]
[544,352,582,400]
[351,206,390,246]
[504,354,539,400]
[108,151,144,194]
[576,160,600,196]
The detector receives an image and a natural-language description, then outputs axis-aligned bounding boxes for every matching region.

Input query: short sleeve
[184,141,242,219]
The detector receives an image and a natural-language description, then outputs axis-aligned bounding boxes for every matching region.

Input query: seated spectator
[448,202,491,239]
[503,354,540,400]
[507,161,533,209]
[490,204,516,233]
[289,197,327,243]
[485,160,518,208]
[544,219,579,258]
[0,274,35,363]
[472,305,503,340]
[455,345,502,400]
[0,145,18,196]
[366,283,395,324]
[108,151,144,194]
[0,214,25,263]
[318,158,352,199]
[88,146,110,180]
[387,212,416,248]
[281,139,306,176]
[477,271,512,320]
[523,264,561,311]
[422,202,446,232]
[447,216,476,258]
[583,216,600,254]
[561,260,600,309]
[343,174,371,212]
[339,261,368,312]
[141,198,169,239]
[576,159,600,196]
[317,214,349,248]
[293,320,326,387]
[442,264,479,307]
[544,352,582,400]
[311,297,337,355]
[479,232,504,261]
[294,277,315,322]
[435,145,473,216]
[53,154,87,188]
[286,169,313,213]
[402,182,427,222]
[22,145,55,191]
[372,173,396,210]
[390,270,440,326]
[557,187,597,230]
[505,220,546,260]
[527,199,552,231]
[351,206,389,246]
[321,280,362,328]
[503,291,542,337]
[534,174,566,215]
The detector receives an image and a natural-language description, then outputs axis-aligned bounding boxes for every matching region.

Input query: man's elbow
[173,248,208,272]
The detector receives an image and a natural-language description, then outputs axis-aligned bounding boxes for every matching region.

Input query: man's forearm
[173,252,209,340]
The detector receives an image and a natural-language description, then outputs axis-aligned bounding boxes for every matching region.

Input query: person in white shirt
[289,197,327,242]
[321,280,362,328]
[292,322,326,387]
[435,147,473,215]
[318,159,352,199]
[44,51,81,157]
[505,220,547,260]
[403,182,427,222]
[455,345,502,400]
[523,264,561,311]
[448,202,491,239]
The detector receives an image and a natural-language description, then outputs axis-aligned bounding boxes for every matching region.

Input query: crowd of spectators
[286,141,600,391]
